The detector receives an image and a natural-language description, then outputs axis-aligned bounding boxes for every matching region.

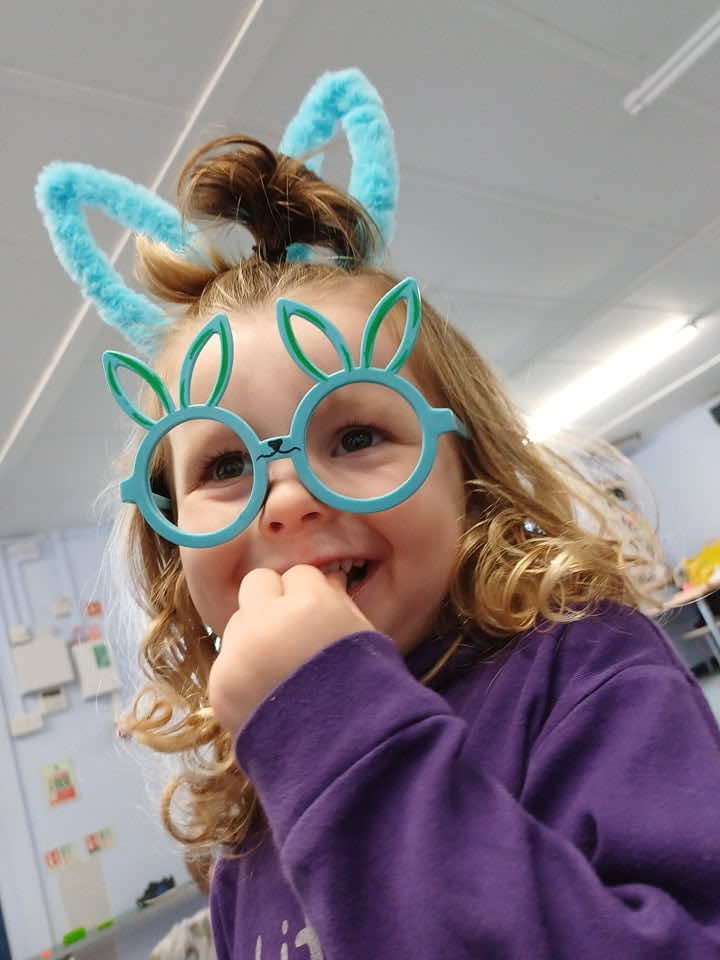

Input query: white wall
[630,397,720,570]
[0,525,204,959]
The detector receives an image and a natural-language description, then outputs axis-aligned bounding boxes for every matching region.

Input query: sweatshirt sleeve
[234,630,720,959]
[209,857,233,960]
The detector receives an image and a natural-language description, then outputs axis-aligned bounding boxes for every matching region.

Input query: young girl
[37,70,720,959]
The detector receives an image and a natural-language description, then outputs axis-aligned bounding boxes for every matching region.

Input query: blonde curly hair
[112,136,658,880]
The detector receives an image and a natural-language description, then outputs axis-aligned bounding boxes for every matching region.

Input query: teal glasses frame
[103,278,470,549]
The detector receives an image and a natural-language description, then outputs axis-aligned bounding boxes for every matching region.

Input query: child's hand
[208,565,375,736]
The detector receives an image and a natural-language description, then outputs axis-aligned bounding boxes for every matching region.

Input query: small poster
[72,642,120,699]
[43,760,78,806]
[85,827,114,855]
[85,601,103,617]
[44,843,75,871]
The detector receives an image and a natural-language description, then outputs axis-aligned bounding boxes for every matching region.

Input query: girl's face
[164,279,466,656]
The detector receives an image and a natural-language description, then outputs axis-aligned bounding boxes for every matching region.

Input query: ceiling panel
[628,228,720,314]
[392,174,681,312]
[511,308,720,423]
[0,0,255,109]
[221,0,720,235]
[489,0,720,65]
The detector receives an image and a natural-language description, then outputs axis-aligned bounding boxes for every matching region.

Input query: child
[37,70,720,959]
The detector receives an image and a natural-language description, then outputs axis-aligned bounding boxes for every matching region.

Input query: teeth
[318,558,367,575]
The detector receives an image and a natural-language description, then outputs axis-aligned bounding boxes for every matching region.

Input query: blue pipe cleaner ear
[35,69,398,352]
[279,68,398,263]
[35,162,198,355]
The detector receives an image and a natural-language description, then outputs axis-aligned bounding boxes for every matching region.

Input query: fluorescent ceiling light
[623,8,720,115]
[527,319,698,443]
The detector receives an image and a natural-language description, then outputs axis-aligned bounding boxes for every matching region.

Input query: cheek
[179,541,244,634]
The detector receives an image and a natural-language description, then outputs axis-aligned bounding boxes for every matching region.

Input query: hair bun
[177,135,379,265]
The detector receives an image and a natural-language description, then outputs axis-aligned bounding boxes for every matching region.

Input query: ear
[276,299,354,381]
[359,278,422,372]
[178,314,234,408]
[278,68,398,263]
[102,352,175,429]
[35,162,196,355]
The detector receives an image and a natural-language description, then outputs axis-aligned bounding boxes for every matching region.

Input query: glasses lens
[153,418,256,538]
[306,383,423,502]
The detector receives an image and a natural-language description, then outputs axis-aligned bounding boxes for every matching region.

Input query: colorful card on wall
[43,760,78,806]
[44,843,75,870]
[85,827,114,854]
[72,642,121,698]
[85,601,103,617]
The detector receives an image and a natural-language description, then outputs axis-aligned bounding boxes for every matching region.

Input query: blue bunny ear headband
[35,68,398,356]
[36,68,469,548]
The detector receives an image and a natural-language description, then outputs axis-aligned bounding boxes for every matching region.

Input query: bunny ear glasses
[104,278,469,548]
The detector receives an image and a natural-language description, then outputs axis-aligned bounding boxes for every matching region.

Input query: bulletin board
[0,526,191,959]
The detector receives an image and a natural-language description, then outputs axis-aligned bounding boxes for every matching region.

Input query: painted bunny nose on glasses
[104,278,469,549]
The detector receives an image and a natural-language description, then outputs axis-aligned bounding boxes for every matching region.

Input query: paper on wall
[72,642,121,699]
[56,856,114,932]
[40,687,68,715]
[9,712,43,737]
[43,759,78,806]
[13,632,74,694]
[9,624,31,645]
[44,843,75,870]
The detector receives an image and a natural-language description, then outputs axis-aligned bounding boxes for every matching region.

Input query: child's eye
[200,450,253,485]
[335,424,386,455]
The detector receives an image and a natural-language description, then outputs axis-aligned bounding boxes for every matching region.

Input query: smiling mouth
[320,559,375,596]
[346,560,377,596]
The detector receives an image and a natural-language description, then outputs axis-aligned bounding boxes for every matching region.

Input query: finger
[237,567,284,608]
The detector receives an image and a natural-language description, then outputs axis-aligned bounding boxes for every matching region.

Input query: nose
[258,458,333,535]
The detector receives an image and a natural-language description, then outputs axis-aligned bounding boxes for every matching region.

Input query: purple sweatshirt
[210,605,720,958]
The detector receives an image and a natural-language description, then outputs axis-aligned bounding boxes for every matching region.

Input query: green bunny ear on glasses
[35,68,398,354]
[276,276,421,381]
[103,313,234,427]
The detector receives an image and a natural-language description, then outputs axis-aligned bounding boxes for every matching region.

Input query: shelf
[31,881,204,960]
[681,618,720,641]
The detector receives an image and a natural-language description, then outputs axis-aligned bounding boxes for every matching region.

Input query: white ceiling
[4,0,720,536]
